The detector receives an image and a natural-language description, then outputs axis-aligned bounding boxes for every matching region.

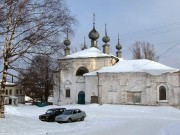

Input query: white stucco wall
[53,55,180,107]
[53,56,117,105]
[84,76,98,103]
[91,72,180,106]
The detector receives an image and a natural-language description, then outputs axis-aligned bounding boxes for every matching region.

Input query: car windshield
[63,110,73,115]
[46,110,55,114]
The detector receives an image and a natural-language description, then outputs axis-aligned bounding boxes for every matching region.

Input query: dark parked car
[55,109,86,123]
[39,108,66,122]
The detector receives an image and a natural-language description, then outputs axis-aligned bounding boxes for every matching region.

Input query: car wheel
[81,116,84,121]
[49,118,54,122]
[68,118,72,123]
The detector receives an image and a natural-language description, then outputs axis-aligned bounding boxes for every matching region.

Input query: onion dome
[64,28,71,56]
[64,39,71,46]
[89,28,99,40]
[64,28,71,46]
[89,13,99,40]
[116,34,122,50]
[116,43,122,50]
[102,36,110,43]
[102,23,110,43]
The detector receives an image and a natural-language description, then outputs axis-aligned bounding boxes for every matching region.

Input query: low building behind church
[0,80,25,105]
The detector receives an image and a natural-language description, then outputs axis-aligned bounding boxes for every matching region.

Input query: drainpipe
[179,72,180,109]
[58,69,61,105]
[97,72,101,105]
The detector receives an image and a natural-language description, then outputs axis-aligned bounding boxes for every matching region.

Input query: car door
[71,110,77,120]
[75,109,81,120]
[55,109,60,117]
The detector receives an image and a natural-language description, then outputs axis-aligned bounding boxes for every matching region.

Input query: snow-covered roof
[84,59,179,76]
[0,79,17,86]
[9,96,18,99]
[62,47,113,59]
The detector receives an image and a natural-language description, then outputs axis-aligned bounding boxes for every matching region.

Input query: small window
[5,90,8,95]
[76,67,89,76]
[9,89,12,95]
[66,89,70,98]
[20,89,22,94]
[159,86,166,100]
[16,89,18,95]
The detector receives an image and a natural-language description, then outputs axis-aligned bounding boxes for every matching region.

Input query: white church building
[53,21,180,107]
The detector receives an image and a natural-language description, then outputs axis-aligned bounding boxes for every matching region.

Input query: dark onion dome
[89,28,100,40]
[102,35,110,43]
[116,34,122,50]
[116,43,122,50]
[64,39,71,46]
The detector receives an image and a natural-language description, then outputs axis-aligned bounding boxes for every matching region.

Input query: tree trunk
[0,58,9,118]
[44,64,49,103]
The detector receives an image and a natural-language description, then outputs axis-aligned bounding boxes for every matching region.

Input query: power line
[158,42,180,58]
[70,22,180,45]
[132,42,180,71]
[117,22,180,37]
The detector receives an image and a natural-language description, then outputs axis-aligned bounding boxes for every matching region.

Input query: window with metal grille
[66,89,70,97]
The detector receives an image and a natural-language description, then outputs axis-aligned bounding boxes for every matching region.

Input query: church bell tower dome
[89,28,99,40]
[64,39,71,46]
[64,29,71,56]
[102,23,110,43]
[102,35,110,43]
[116,34,122,58]
[88,14,99,48]
[116,34,122,50]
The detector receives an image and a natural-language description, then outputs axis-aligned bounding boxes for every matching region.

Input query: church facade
[53,20,180,107]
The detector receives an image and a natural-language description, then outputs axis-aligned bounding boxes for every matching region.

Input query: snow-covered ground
[1,104,180,135]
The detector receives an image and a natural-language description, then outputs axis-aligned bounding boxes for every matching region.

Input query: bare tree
[130,41,159,61]
[21,55,54,103]
[0,0,77,118]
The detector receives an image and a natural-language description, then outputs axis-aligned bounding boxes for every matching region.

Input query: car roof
[65,109,81,111]
[48,108,66,110]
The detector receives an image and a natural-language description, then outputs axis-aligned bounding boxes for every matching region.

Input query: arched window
[76,67,89,76]
[66,88,70,98]
[159,86,166,100]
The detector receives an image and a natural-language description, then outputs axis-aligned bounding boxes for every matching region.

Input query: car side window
[76,110,81,113]
[74,110,80,113]
[73,111,77,114]
[60,109,63,112]
[55,110,59,114]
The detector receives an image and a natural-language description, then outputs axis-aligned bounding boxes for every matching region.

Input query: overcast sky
[66,0,180,68]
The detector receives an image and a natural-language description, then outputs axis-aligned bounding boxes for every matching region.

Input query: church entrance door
[78,91,85,104]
